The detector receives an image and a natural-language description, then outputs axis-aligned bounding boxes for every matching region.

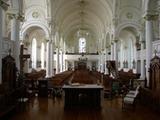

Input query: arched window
[41,42,45,69]
[79,37,86,53]
[31,38,37,68]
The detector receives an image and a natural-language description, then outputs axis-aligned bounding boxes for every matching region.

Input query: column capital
[113,39,119,43]
[140,40,145,44]
[17,14,25,22]
[45,38,50,43]
[106,45,110,49]
[0,0,9,11]
[7,12,24,21]
[111,42,114,45]
[112,17,118,27]
[144,14,158,21]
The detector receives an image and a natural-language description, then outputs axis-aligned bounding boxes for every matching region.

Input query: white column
[98,52,101,72]
[0,7,3,84]
[10,14,20,70]
[56,47,60,73]
[140,41,145,79]
[134,44,137,72]
[120,42,123,68]
[60,50,63,72]
[50,42,54,76]
[104,48,109,75]
[114,40,118,61]
[145,14,156,85]
[101,52,104,73]
[111,42,114,60]
[72,61,75,71]
[65,60,68,71]
[46,41,51,78]
[63,52,65,71]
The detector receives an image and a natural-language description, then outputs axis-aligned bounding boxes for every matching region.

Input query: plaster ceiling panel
[120,0,141,9]
[52,0,112,42]
[25,0,46,9]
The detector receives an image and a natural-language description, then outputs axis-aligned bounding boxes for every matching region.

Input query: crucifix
[19,44,30,73]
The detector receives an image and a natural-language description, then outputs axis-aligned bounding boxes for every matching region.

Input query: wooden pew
[48,71,73,97]
[24,69,46,97]
[90,71,102,83]
[24,69,46,80]
[118,69,140,88]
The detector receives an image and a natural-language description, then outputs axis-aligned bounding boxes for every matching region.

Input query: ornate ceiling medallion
[126,12,133,19]
[32,11,39,18]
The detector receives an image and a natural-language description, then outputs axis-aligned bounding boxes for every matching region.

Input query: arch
[144,0,157,13]
[116,22,141,38]
[105,32,110,47]
[55,31,60,47]
[21,22,50,40]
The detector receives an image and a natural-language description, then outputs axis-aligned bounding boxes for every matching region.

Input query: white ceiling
[52,0,113,40]
[23,0,147,49]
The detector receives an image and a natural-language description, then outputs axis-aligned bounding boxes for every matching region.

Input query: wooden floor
[4,96,160,120]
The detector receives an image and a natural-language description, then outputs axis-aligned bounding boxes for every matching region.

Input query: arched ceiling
[119,27,137,43]
[22,0,151,50]
[52,0,113,40]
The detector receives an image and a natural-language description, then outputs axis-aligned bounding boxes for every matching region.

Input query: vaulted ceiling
[52,0,113,40]
[22,0,148,50]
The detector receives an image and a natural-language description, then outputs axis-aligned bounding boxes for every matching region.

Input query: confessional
[140,55,160,112]
[0,54,25,117]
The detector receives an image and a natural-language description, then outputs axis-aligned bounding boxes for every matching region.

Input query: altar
[62,84,103,109]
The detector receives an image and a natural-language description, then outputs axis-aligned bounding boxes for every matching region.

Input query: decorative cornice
[0,0,9,11]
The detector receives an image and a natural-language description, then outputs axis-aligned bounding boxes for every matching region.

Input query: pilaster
[140,40,145,79]
[56,47,60,73]
[8,12,24,70]
[46,40,51,78]
[144,13,158,85]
